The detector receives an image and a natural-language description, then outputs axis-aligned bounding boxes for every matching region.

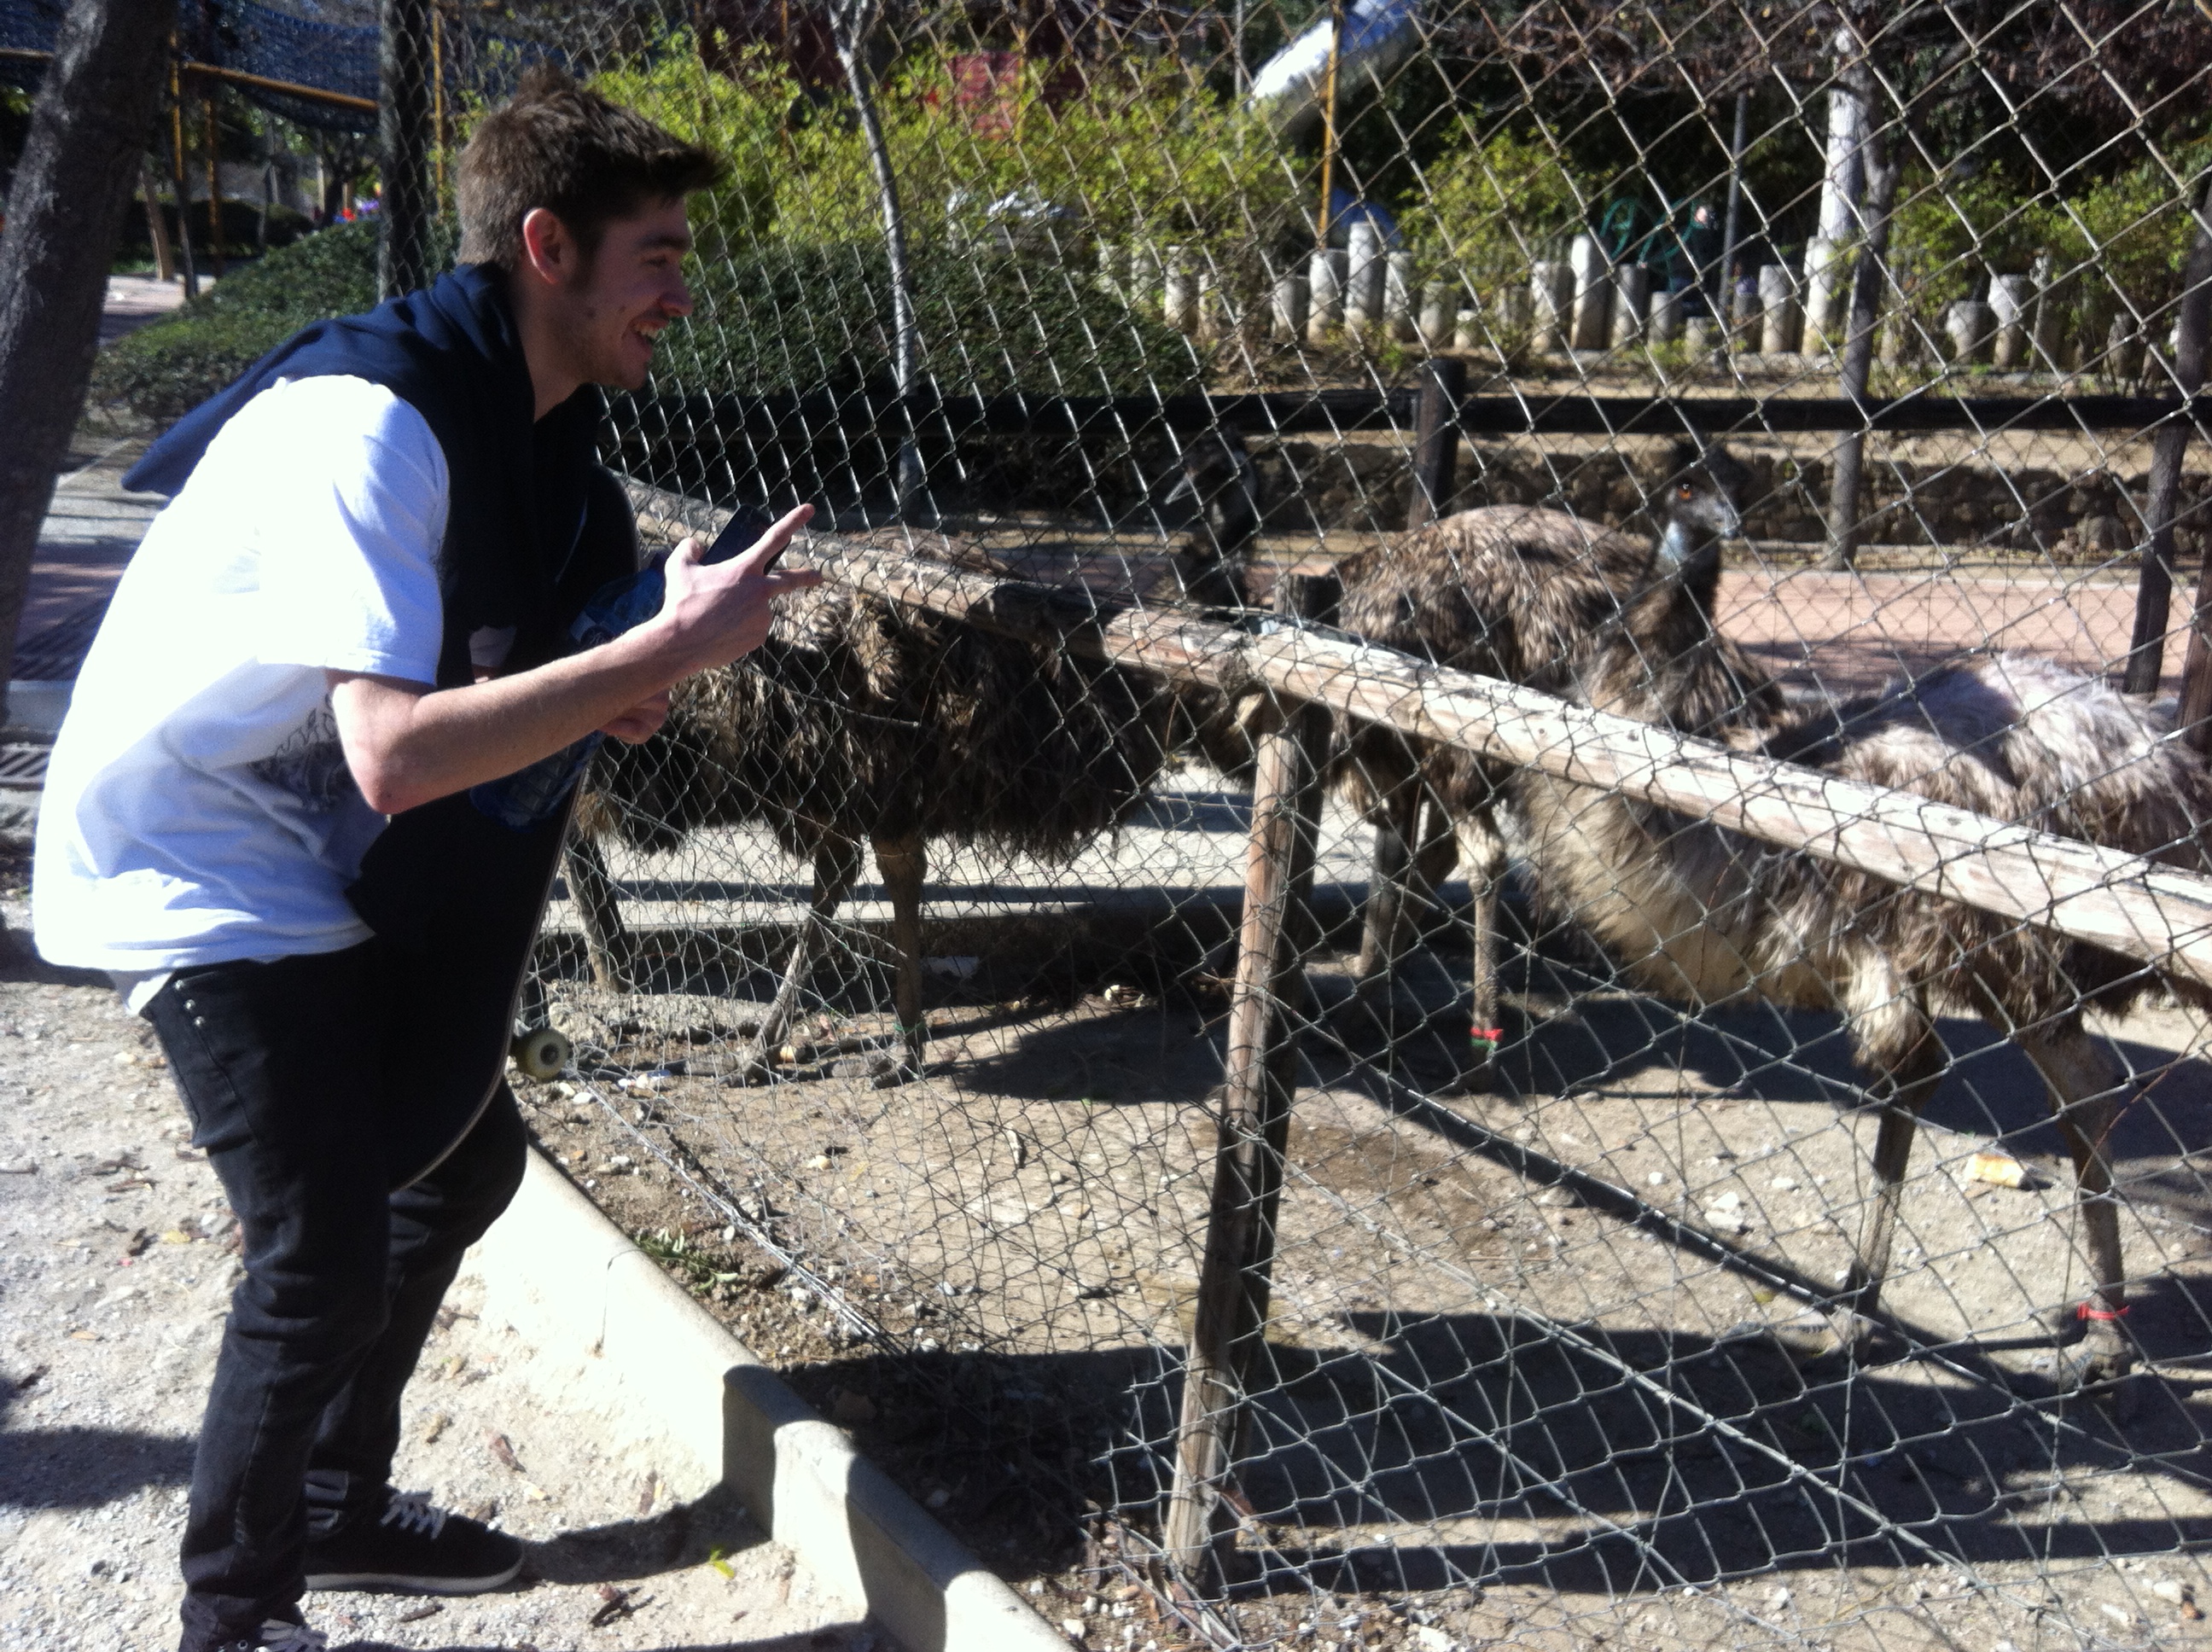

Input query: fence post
[1407,354,1466,530]
[378,0,435,298]
[2128,183,2212,698]
[1161,573,1332,1588]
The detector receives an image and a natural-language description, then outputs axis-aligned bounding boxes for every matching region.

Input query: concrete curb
[474,1148,1069,1652]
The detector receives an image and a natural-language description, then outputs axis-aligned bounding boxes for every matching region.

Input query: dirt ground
[0,848,876,1652]
[508,783,2212,1652]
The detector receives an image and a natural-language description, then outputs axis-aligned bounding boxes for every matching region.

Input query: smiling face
[513,197,696,413]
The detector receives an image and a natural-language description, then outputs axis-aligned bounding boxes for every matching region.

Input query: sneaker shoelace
[258,1621,328,1652]
[379,1490,451,1541]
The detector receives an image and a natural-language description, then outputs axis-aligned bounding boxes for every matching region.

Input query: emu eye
[1677,483,1694,499]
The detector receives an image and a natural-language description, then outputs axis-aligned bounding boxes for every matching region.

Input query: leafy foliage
[661,238,1200,398]
[90,224,384,419]
[1399,126,1592,295]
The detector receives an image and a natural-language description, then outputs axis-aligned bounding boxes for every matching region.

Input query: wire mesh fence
[108,0,2212,1643]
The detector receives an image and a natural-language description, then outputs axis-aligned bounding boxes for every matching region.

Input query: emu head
[1653,440,1746,608]
[1163,428,1261,608]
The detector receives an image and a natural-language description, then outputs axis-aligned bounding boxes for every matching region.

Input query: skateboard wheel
[510,1027,572,1081]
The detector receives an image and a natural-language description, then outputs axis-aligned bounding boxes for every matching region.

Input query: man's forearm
[329,624,682,814]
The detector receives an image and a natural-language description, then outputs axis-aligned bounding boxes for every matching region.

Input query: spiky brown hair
[456,63,725,270]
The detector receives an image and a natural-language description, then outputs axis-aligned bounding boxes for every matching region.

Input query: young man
[32,67,817,1652]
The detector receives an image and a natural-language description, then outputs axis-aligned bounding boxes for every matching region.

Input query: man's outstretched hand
[650,503,821,678]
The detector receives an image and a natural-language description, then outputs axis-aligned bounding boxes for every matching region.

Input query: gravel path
[0,856,875,1652]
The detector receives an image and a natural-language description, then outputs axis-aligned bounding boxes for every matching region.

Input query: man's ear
[517,207,576,288]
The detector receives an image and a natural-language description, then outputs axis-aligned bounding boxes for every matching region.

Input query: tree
[0,0,177,718]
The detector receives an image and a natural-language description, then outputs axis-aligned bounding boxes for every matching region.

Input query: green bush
[91,222,383,419]
[1399,126,1592,296]
[592,38,1303,267]
[661,238,1200,398]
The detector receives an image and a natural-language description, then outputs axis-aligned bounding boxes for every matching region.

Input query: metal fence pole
[1161,571,1332,1587]
[377,0,433,298]
[1407,354,1466,529]
[2126,181,2212,695]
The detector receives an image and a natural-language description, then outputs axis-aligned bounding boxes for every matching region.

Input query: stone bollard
[1385,252,1419,341]
[1531,260,1573,353]
[1493,284,1532,353]
[1453,305,1481,351]
[1308,247,1348,342]
[1346,221,1387,333]
[1195,265,1224,341]
[1731,275,1762,352]
[1801,236,1847,357]
[1684,311,1719,357]
[2104,311,2145,381]
[1272,270,1310,342]
[1758,265,1800,355]
[1648,287,1685,346]
[1946,300,1995,364]
[1610,262,1650,348]
[1097,241,1126,302]
[1989,274,2034,370]
[1417,279,1456,348]
[1162,247,1198,334]
[1569,233,1612,349]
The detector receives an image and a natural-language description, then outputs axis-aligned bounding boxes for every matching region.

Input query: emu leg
[2016,1021,2134,1388]
[1832,1010,1947,1357]
[1351,779,1422,996]
[737,837,864,1085]
[1449,807,1506,1096]
[563,835,633,991]
[867,833,928,1087]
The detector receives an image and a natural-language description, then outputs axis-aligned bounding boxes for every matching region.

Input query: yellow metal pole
[1314,0,1342,247]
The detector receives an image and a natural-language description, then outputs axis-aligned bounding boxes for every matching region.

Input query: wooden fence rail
[625,479,2212,991]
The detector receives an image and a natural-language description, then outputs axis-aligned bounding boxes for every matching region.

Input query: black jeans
[147,942,527,1649]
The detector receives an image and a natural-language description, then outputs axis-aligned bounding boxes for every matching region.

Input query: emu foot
[725,1043,784,1087]
[830,1050,923,1089]
[1771,1310,1901,1369]
[2044,1303,2139,1395]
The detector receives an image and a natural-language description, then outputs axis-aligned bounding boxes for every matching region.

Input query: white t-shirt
[32,375,450,977]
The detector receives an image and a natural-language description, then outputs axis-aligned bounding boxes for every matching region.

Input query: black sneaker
[197,1618,326,1652]
[302,1489,523,1594]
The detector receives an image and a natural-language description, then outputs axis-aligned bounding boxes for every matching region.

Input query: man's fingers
[728,503,815,577]
[667,534,706,567]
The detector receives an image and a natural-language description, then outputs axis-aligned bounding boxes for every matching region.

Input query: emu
[575,437,1263,1087]
[1504,466,2212,1385]
[1330,444,1765,1087]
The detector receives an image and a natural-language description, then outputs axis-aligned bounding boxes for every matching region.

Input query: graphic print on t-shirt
[247,701,358,814]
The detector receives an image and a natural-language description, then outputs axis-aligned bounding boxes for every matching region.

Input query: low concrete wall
[476,1149,1068,1651]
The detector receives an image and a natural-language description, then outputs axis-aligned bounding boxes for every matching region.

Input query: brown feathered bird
[1505,483,2212,1387]
[1329,443,1766,1086]
[576,439,1262,1085]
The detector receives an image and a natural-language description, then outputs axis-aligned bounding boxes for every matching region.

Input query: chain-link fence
[93,0,2212,1643]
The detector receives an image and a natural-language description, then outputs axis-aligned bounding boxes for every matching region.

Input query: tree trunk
[1820,52,1900,572]
[831,0,922,516]
[0,0,178,717]
[378,0,434,297]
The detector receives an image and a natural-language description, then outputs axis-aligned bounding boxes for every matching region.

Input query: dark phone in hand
[703,505,783,568]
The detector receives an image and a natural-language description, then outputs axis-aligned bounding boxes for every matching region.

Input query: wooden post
[167,49,198,299]
[1408,354,1466,529]
[1161,573,1332,1587]
[202,91,223,276]
[138,155,174,282]
[2128,179,2212,696]
[430,1,445,200]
